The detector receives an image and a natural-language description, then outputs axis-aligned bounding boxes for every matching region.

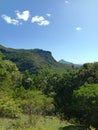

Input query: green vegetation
[0,116,76,130]
[0,46,98,130]
[0,45,78,74]
[73,84,98,129]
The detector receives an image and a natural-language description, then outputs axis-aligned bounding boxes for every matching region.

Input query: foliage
[0,116,72,130]
[73,84,98,129]
[78,62,98,85]
[53,70,79,119]
[0,50,98,129]
[22,70,34,89]
[3,60,22,88]
[16,90,54,116]
[0,92,22,118]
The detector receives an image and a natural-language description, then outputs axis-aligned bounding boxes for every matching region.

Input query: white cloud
[76,27,82,31]
[38,20,50,26]
[65,0,69,4]
[32,16,44,22]
[1,15,20,25]
[46,13,51,17]
[31,16,50,26]
[16,10,30,21]
[1,11,50,26]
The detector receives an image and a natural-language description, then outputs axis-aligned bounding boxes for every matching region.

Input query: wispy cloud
[31,16,50,26]
[1,15,20,25]
[76,27,82,31]
[16,10,30,21]
[46,13,51,17]
[65,0,69,4]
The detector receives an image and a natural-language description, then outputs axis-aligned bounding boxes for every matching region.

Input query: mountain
[59,59,81,68]
[59,59,74,65]
[0,45,77,74]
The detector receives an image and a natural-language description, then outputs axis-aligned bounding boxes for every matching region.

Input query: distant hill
[59,59,81,68]
[0,45,78,74]
[59,59,73,65]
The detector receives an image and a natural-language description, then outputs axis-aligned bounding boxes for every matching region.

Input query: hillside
[0,45,75,74]
[59,59,81,68]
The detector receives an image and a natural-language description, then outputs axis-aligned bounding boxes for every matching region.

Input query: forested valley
[0,51,98,130]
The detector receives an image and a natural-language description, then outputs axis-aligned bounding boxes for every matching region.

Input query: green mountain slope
[0,45,76,74]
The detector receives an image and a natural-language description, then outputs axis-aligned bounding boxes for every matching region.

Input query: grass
[0,115,79,130]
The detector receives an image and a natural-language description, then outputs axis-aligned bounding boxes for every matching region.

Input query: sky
[0,0,98,64]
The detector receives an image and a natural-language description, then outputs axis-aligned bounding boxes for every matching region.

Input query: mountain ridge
[59,59,82,68]
[0,45,78,74]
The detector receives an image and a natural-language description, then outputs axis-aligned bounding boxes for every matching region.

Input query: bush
[0,93,22,118]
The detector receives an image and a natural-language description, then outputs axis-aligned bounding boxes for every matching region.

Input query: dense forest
[0,48,98,130]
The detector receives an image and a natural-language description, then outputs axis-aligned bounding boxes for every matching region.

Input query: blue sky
[0,0,98,64]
